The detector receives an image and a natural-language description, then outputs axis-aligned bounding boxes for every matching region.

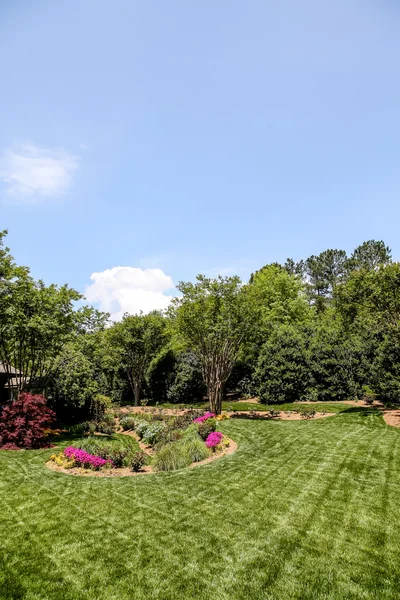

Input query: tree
[107,311,167,405]
[284,258,306,278]
[308,314,368,400]
[166,351,206,404]
[0,232,82,391]
[348,240,392,272]
[246,264,309,333]
[305,249,348,309]
[336,262,400,333]
[172,275,250,414]
[255,325,310,403]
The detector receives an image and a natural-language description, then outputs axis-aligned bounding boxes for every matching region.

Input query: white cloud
[0,142,79,200]
[85,266,175,321]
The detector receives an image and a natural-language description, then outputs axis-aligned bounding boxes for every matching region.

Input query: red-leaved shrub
[0,393,56,449]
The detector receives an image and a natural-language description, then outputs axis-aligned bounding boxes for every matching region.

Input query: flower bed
[47,410,237,477]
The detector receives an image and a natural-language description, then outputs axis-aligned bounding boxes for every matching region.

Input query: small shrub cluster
[134,419,167,446]
[268,410,281,418]
[120,416,136,430]
[197,417,216,440]
[67,414,116,437]
[142,422,167,445]
[51,435,148,473]
[130,450,147,472]
[299,408,316,419]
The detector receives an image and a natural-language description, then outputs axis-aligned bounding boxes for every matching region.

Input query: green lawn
[154,400,351,413]
[1,406,400,599]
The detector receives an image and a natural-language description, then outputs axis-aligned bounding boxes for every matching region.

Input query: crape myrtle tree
[106,311,168,406]
[171,275,252,415]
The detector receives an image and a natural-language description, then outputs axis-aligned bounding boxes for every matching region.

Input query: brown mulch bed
[382,409,400,428]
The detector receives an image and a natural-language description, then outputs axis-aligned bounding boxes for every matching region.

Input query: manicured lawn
[220,400,351,413]
[1,406,400,599]
[155,400,351,413]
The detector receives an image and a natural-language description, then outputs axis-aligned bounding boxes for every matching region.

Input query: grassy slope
[1,407,400,599]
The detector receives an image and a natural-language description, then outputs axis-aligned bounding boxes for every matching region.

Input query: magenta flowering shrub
[205,431,223,448]
[64,446,113,470]
[193,412,215,423]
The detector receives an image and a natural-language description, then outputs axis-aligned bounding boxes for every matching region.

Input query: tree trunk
[134,380,140,406]
[208,383,223,415]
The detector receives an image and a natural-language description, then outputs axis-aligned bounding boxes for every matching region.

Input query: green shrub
[255,325,310,404]
[181,437,210,463]
[87,422,96,435]
[90,394,112,422]
[68,422,86,435]
[153,442,192,472]
[182,424,199,440]
[362,385,377,405]
[166,351,206,404]
[130,450,148,472]
[120,416,136,430]
[95,422,115,435]
[102,412,115,426]
[169,413,194,430]
[142,422,167,446]
[135,420,151,439]
[197,418,216,440]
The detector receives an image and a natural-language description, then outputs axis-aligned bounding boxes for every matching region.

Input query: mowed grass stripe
[1,408,400,599]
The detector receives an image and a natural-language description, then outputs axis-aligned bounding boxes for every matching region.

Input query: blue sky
[1,0,400,318]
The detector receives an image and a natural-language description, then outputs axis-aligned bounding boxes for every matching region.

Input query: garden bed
[45,436,237,477]
[46,410,238,477]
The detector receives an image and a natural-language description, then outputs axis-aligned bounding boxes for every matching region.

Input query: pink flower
[64,446,113,470]
[205,431,223,448]
[193,412,215,423]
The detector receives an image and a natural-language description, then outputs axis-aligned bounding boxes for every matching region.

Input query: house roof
[6,377,30,388]
[0,362,21,375]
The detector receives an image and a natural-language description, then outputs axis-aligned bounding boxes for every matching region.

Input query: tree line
[1,230,399,417]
